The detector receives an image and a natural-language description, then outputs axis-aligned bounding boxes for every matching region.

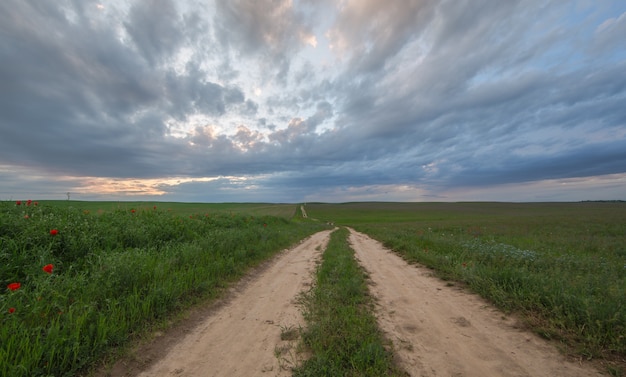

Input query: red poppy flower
[131,209,136,213]
[16,200,21,205]
[27,199,32,206]
[7,282,20,291]
[34,202,38,206]
[50,229,59,236]
[42,264,54,274]
[8,307,15,314]
[24,215,29,219]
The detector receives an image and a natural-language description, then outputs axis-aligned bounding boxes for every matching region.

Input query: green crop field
[0,200,326,377]
[306,201,626,372]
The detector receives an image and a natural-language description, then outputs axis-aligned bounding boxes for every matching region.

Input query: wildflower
[153,206,157,210]
[27,199,32,206]
[34,202,38,206]
[462,262,467,268]
[7,282,20,291]
[16,200,21,205]
[131,209,136,213]
[8,307,15,314]
[50,229,59,236]
[24,215,29,219]
[42,264,54,274]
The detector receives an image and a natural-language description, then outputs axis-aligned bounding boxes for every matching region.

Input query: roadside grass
[306,202,626,372]
[294,228,406,377]
[0,200,326,377]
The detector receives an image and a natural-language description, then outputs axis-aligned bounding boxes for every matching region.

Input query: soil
[98,229,604,377]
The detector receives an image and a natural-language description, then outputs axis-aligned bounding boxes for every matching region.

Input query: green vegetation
[0,200,325,377]
[306,202,626,369]
[38,200,299,218]
[3,200,623,375]
[294,228,406,376]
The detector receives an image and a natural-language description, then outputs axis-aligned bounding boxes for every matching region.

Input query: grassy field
[2,200,624,375]
[0,200,325,377]
[306,202,626,372]
[38,200,299,218]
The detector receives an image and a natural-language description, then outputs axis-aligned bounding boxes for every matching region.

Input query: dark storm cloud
[446,139,626,187]
[164,67,246,120]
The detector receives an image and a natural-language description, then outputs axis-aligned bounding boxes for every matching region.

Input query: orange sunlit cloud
[72,176,226,196]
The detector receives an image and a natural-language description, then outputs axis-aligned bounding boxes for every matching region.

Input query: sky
[1,0,625,203]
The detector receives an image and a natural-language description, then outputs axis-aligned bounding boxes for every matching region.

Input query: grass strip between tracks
[294,227,406,376]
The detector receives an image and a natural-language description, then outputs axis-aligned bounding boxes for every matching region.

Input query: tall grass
[0,201,326,377]
[306,202,626,368]
[294,228,406,376]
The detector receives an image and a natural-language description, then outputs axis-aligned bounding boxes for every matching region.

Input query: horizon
[8,198,626,205]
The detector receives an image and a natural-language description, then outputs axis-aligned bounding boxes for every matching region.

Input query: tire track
[134,230,332,377]
[348,228,602,377]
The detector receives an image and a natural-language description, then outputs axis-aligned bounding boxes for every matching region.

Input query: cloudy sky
[1,0,625,203]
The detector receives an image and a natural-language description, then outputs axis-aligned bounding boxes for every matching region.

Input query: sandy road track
[102,227,604,377]
[348,228,602,377]
[121,230,332,377]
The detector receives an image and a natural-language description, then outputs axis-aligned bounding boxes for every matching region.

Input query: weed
[280,325,300,341]
[294,228,407,376]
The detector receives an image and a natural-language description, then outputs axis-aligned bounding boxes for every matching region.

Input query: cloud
[214,0,316,84]
[593,11,626,55]
[0,0,625,202]
[124,0,185,66]
[326,0,437,73]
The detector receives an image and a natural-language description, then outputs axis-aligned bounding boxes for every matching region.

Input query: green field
[38,200,299,218]
[306,202,626,371]
[0,200,325,377]
[2,200,624,375]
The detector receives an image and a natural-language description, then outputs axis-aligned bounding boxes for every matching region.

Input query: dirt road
[348,228,602,377]
[105,228,603,377]
[126,230,332,377]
